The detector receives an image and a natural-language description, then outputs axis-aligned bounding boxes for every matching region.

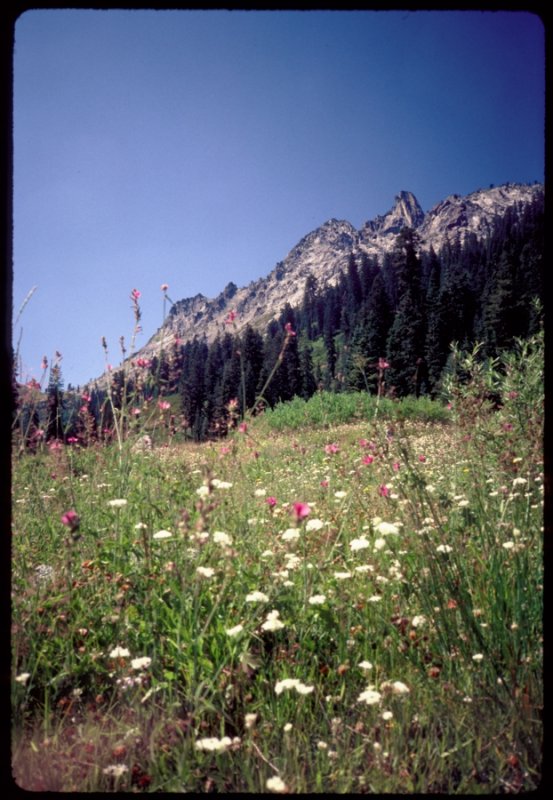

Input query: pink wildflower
[158,400,171,411]
[48,440,63,452]
[320,480,329,488]
[220,446,231,455]
[160,283,169,292]
[67,436,79,444]
[131,408,141,416]
[325,443,340,455]
[284,322,296,337]
[238,422,248,433]
[393,462,401,471]
[225,310,237,324]
[61,510,80,532]
[292,502,310,520]
[378,358,390,370]
[81,393,91,404]
[266,496,277,507]
[359,438,369,448]
[131,288,141,301]
[507,391,518,400]
[378,484,390,497]
[41,356,48,371]
[418,454,426,462]
[362,455,374,465]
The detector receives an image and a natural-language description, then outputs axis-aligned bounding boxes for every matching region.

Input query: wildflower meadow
[11,299,543,793]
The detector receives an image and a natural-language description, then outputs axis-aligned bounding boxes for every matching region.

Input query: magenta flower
[418,454,426,462]
[238,422,248,433]
[393,461,401,471]
[158,400,171,411]
[284,322,296,337]
[292,502,310,520]
[266,496,277,507]
[131,288,141,300]
[61,510,80,532]
[67,436,79,444]
[324,443,340,455]
[378,484,390,497]
[362,455,374,465]
[225,310,237,324]
[359,438,369,448]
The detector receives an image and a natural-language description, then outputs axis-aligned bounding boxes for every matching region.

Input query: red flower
[61,510,80,532]
[324,443,339,454]
[378,484,390,497]
[418,454,426,462]
[292,502,310,520]
[284,322,296,337]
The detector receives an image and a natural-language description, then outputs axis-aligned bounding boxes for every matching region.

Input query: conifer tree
[45,354,64,440]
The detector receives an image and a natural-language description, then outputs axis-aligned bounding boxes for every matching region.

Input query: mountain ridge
[93,181,543,380]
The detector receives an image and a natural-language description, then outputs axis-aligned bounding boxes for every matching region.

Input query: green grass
[256,390,450,432]
[11,334,543,793]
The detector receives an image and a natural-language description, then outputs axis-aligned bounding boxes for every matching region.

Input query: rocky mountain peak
[89,182,543,385]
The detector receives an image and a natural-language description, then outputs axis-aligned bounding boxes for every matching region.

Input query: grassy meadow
[11,333,543,793]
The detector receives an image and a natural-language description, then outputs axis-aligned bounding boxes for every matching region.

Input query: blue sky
[12,9,544,388]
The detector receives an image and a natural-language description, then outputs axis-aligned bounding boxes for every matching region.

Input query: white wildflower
[196,485,210,497]
[308,594,326,605]
[358,688,382,705]
[109,646,130,658]
[245,590,269,603]
[262,610,285,632]
[359,660,373,671]
[306,518,325,531]
[131,657,151,670]
[213,531,233,546]
[350,537,370,551]
[103,764,129,777]
[436,544,453,554]
[281,528,300,542]
[196,566,216,578]
[195,736,233,753]
[472,653,484,662]
[266,775,288,793]
[244,712,258,729]
[153,529,172,539]
[333,571,352,580]
[15,672,31,685]
[375,521,400,536]
[226,624,244,638]
[107,499,127,508]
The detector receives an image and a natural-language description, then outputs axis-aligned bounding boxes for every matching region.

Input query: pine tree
[45,354,64,441]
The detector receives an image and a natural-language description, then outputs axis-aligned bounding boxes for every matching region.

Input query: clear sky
[12,9,544,389]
